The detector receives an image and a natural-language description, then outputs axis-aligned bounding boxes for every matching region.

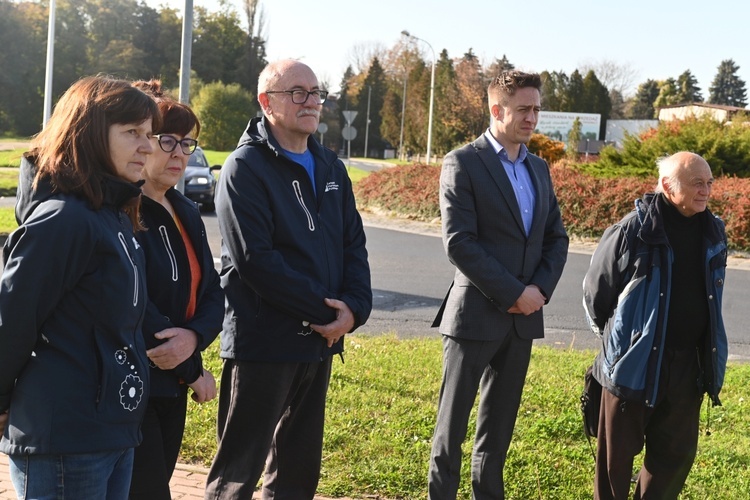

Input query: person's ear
[660,177,672,195]
[258,93,271,114]
[492,104,504,122]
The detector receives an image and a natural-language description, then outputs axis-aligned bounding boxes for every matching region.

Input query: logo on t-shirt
[325,182,339,192]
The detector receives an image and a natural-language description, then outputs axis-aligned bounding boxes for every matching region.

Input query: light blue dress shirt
[484,130,536,236]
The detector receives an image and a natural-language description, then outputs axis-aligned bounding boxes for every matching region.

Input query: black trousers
[594,349,703,500]
[204,357,332,500]
[129,392,189,500]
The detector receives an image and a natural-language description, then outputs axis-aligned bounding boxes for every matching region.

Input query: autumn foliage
[354,162,750,251]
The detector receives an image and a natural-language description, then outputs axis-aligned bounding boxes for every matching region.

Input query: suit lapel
[473,135,525,233]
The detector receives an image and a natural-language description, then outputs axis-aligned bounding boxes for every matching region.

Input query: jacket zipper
[159,225,180,281]
[293,180,316,231]
[118,232,140,306]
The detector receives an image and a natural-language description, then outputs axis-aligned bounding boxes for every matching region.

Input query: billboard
[536,111,601,141]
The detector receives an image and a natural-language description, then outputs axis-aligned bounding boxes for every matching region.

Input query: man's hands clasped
[310,298,355,347]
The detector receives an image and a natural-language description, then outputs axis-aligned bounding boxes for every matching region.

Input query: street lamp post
[42,0,56,128]
[398,75,407,161]
[401,30,435,165]
[364,85,371,158]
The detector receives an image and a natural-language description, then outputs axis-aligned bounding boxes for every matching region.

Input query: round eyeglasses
[265,89,328,105]
[154,134,198,155]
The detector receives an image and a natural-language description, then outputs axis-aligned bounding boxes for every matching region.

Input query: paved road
[198,212,750,361]
[3,194,749,361]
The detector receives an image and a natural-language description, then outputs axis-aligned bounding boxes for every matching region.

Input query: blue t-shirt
[283,148,316,196]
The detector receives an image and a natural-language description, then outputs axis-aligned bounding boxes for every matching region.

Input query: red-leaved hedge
[353,163,750,251]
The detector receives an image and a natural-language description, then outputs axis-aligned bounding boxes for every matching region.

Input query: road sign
[342,125,357,141]
[342,110,358,125]
[317,123,328,134]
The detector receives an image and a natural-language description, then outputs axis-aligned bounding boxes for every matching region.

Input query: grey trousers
[204,357,332,500]
[428,332,532,500]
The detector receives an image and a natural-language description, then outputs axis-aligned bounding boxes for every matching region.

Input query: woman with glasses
[0,75,159,499]
[128,79,223,500]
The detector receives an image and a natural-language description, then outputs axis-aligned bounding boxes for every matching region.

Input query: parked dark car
[185,146,219,212]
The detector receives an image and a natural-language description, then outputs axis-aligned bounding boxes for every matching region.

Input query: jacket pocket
[93,327,147,421]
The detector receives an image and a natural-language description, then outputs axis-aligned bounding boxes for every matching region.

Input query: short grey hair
[257,59,305,94]
[654,154,681,194]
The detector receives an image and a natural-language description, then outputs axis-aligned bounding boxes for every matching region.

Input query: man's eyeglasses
[266,89,328,105]
[154,134,198,155]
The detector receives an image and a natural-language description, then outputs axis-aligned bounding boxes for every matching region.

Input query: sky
[150,0,749,102]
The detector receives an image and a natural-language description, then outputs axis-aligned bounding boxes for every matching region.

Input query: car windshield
[188,150,209,168]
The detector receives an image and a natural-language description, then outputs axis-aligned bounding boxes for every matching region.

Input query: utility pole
[364,85,372,158]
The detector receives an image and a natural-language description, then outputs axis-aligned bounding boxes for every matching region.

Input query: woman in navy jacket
[128,80,223,500]
[0,76,160,499]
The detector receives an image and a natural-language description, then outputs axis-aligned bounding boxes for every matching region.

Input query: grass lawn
[182,336,750,499]
[204,149,370,183]
[0,150,25,169]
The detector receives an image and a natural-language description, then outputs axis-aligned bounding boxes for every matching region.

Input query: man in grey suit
[428,70,569,499]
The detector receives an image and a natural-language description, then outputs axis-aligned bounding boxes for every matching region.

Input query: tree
[581,70,611,139]
[540,71,568,111]
[629,79,660,119]
[653,78,679,109]
[567,117,582,160]
[191,7,247,87]
[579,59,638,97]
[676,69,703,103]
[433,50,461,154]
[708,59,748,107]
[82,0,146,77]
[191,82,256,150]
[452,49,486,144]
[485,54,514,82]
[352,57,387,156]
[0,0,46,135]
[563,70,585,112]
[237,0,267,96]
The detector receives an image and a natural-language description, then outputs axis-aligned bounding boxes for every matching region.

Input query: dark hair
[132,79,200,138]
[30,75,161,226]
[487,70,542,105]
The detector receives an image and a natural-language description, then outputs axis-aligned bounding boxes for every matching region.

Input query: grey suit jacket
[433,134,569,341]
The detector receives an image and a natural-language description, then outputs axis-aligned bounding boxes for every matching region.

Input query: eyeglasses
[154,134,198,155]
[265,89,328,105]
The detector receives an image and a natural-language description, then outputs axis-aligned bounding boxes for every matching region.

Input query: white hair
[654,154,680,194]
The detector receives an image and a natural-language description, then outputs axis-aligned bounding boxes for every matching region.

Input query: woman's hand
[188,369,217,403]
[147,328,199,370]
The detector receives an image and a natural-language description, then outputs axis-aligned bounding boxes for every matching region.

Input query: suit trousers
[428,330,532,500]
[594,348,702,500]
[204,357,332,500]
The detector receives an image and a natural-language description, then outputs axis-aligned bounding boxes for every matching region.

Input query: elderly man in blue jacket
[204,59,372,500]
[583,151,728,500]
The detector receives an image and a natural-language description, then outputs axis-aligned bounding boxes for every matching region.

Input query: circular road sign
[342,125,357,141]
[317,122,328,134]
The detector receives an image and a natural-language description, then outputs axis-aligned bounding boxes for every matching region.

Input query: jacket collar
[636,192,723,247]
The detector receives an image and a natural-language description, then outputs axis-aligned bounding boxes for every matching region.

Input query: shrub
[192,82,257,150]
[527,133,565,164]
[583,116,750,178]
[354,164,440,221]
[354,161,750,251]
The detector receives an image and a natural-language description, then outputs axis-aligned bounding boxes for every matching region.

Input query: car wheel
[202,201,215,213]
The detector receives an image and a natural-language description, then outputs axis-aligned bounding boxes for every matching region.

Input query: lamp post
[401,30,435,164]
[42,0,56,127]
[364,85,371,158]
[398,75,407,161]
